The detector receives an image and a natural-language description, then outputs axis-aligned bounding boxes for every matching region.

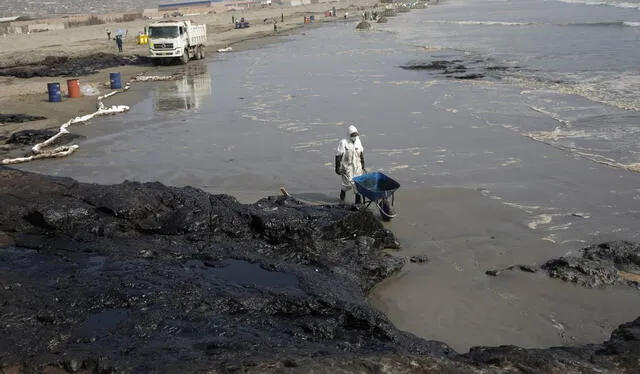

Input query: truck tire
[194,46,201,60]
[180,49,189,65]
[199,46,205,60]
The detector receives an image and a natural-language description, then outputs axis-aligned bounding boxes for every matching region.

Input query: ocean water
[389,0,640,172]
[17,0,640,246]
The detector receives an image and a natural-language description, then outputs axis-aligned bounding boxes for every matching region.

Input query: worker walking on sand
[335,125,366,204]
[115,34,123,52]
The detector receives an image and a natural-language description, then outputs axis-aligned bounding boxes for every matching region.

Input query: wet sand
[369,188,640,352]
[0,0,366,138]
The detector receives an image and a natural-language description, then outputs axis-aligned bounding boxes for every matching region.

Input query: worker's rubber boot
[339,190,346,202]
[355,194,362,205]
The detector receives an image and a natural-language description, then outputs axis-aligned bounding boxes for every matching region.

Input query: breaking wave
[423,20,538,26]
[525,128,640,173]
[506,72,640,111]
[553,0,640,10]
[560,20,640,26]
[523,110,640,173]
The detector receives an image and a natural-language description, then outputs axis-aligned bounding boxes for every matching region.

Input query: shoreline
[1,0,633,368]
[0,0,376,148]
[1,165,639,373]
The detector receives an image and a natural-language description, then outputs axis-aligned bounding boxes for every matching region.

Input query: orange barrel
[67,79,81,98]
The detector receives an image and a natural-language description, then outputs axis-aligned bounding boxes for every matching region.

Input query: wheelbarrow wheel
[378,198,396,221]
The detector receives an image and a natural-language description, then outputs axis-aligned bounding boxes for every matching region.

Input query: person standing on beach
[335,125,366,204]
[106,28,111,40]
[281,12,284,22]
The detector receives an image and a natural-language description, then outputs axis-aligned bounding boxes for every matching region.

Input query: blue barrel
[47,82,61,102]
[109,72,122,89]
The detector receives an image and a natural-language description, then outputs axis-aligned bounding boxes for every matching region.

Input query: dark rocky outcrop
[355,21,372,30]
[6,129,84,146]
[410,254,430,264]
[485,264,538,277]
[377,16,389,23]
[400,59,520,80]
[400,60,466,72]
[542,241,640,288]
[0,167,452,373]
[1,167,639,373]
[0,113,47,124]
[459,316,640,374]
[0,53,151,78]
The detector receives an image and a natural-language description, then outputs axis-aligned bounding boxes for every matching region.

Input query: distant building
[0,16,22,23]
[224,0,271,11]
[158,0,221,11]
[0,15,22,35]
[157,0,227,15]
[276,0,330,6]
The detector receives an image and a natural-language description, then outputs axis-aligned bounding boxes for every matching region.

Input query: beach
[0,0,368,139]
[2,0,640,363]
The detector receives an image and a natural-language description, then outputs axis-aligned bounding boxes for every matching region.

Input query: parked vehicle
[234,17,250,29]
[147,20,206,65]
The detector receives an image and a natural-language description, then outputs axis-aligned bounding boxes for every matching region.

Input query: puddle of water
[80,308,129,333]
[84,256,107,273]
[153,62,212,112]
[206,259,300,289]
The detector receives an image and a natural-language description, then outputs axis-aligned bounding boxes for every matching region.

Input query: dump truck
[147,20,207,65]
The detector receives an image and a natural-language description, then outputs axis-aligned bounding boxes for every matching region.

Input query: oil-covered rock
[1,167,639,373]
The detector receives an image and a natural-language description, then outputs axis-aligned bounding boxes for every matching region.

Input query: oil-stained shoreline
[1,166,639,373]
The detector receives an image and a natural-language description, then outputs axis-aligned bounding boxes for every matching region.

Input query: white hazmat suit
[335,125,365,202]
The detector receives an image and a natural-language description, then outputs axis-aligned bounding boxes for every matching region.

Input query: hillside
[0,0,167,18]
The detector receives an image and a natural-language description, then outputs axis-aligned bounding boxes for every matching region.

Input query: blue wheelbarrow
[352,171,400,221]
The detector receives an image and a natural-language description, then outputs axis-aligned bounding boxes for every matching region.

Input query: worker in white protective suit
[335,125,366,203]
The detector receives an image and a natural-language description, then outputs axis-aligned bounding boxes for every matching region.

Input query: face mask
[350,136,357,142]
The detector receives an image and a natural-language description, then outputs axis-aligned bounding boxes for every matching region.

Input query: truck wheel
[195,46,202,60]
[180,49,189,64]
[199,46,205,60]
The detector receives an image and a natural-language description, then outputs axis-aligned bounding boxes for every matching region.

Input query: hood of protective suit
[348,125,358,136]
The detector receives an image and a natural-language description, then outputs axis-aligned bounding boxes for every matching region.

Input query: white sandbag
[80,84,100,96]
[2,85,131,165]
